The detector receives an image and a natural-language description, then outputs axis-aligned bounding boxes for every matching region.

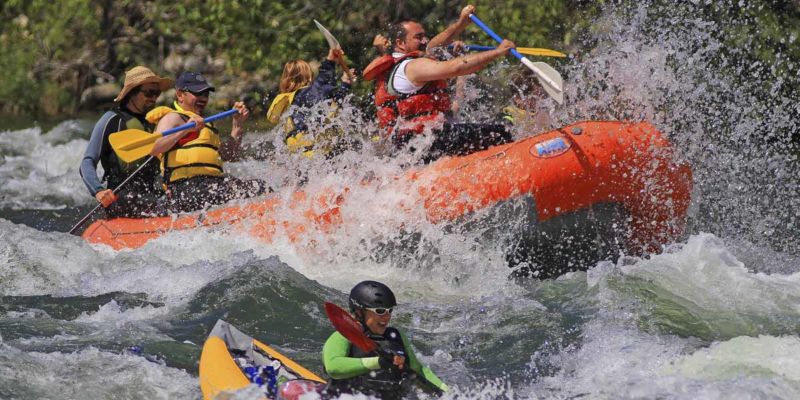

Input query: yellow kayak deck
[199,320,325,400]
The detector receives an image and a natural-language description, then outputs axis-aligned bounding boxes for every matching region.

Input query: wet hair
[118,85,142,108]
[279,60,313,93]
[388,20,418,51]
[510,68,546,98]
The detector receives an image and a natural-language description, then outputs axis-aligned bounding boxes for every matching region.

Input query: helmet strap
[354,309,368,329]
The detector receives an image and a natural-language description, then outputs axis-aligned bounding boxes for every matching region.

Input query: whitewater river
[2,2,799,399]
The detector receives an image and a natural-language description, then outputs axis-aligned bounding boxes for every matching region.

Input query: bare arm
[229,101,249,142]
[220,102,249,161]
[427,5,475,51]
[405,40,514,84]
[150,113,201,156]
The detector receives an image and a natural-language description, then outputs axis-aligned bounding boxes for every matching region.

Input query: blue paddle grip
[161,109,239,136]
[468,14,523,60]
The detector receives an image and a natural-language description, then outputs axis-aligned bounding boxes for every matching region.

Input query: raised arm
[427,5,475,51]
[405,39,515,84]
[220,102,249,161]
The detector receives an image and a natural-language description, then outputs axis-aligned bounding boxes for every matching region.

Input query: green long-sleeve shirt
[322,330,448,392]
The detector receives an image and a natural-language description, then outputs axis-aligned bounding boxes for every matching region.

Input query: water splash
[0,120,92,209]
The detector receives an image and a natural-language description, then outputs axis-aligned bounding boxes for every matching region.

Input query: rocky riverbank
[79,43,285,116]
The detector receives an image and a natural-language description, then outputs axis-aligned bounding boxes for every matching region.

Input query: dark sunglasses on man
[132,87,161,98]
[186,89,211,98]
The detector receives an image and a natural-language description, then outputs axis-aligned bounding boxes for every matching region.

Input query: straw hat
[114,66,173,102]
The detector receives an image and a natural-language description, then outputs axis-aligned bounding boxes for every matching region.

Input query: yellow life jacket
[267,86,342,158]
[146,103,224,184]
[267,89,316,158]
[502,105,528,125]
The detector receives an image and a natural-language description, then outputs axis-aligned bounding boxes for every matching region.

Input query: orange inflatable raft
[82,121,692,278]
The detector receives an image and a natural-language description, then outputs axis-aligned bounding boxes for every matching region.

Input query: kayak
[199,319,326,400]
[82,121,692,278]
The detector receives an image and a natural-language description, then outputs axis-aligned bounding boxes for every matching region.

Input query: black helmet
[348,281,397,312]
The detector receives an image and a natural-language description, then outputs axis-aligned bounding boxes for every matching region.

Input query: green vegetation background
[0,0,798,123]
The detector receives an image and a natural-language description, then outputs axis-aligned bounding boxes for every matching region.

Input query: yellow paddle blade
[109,128,161,163]
[516,47,567,58]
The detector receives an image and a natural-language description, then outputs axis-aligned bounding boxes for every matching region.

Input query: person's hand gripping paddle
[108,109,238,163]
[314,20,355,82]
[469,14,564,104]
[68,109,239,235]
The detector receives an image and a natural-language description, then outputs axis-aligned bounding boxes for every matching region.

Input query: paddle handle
[464,44,494,52]
[336,58,355,82]
[468,14,523,60]
[161,109,239,136]
[68,203,103,235]
[449,44,495,52]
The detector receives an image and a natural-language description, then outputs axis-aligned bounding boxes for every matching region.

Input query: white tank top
[390,53,425,94]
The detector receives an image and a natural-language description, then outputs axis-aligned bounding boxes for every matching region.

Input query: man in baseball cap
[78,66,172,219]
[175,71,216,93]
[146,71,268,213]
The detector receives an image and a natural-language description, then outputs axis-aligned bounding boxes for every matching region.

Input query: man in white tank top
[373,4,516,161]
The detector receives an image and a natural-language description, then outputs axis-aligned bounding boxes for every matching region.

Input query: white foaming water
[2,1,799,399]
[664,335,800,384]
[613,234,800,335]
[527,232,800,399]
[553,1,800,254]
[73,300,173,324]
[0,344,198,399]
[0,120,93,209]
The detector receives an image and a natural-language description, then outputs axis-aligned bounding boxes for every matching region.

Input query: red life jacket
[364,52,450,138]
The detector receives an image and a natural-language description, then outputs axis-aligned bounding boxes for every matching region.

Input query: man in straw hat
[147,71,268,213]
[79,66,172,217]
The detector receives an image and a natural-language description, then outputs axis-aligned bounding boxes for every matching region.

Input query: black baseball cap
[175,72,215,93]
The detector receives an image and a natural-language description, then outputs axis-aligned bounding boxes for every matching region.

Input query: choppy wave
[0,344,198,399]
[1,0,799,398]
[0,120,93,210]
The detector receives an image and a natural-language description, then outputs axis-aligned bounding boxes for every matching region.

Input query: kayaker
[148,72,268,213]
[363,4,515,161]
[322,280,448,399]
[501,67,553,134]
[79,66,171,217]
[266,48,355,158]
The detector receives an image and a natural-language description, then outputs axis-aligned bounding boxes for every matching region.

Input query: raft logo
[532,137,570,158]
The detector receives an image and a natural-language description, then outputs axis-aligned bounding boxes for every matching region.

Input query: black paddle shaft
[68,156,156,235]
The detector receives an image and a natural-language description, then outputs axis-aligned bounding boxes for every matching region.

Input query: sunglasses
[186,89,211,97]
[140,89,161,98]
[365,307,393,315]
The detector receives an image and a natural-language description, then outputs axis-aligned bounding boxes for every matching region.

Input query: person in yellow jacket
[149,72,268,213]
[266,48,354,159]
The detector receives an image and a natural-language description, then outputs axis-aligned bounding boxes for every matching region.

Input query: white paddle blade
[521,57,564,104]
[313,19,341,50]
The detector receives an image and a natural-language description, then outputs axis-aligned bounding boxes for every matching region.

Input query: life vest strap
[169,162,224,172]
[178,143,220,151]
